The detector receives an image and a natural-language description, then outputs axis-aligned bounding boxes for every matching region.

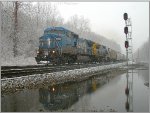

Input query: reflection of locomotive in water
[35,27,125,64]
[39,76,110,111]
[39,83,80,111]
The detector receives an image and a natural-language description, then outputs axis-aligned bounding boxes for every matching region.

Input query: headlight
[52,51,55,53]
[37,51,39,54]
[52,87,55,92]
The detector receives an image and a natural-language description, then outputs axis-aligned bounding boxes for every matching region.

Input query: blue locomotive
[35,27,124,64]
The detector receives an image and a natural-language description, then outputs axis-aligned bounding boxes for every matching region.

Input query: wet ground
[1,65,149,112]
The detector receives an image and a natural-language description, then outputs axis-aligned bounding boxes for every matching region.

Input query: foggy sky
[53,2,149,54]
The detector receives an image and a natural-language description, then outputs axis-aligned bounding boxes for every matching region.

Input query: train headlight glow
[52,87,55,92]
[37,51,39,54]
[52,51,55,53]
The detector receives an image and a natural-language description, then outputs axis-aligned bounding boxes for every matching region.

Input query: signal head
[124,13,128,20]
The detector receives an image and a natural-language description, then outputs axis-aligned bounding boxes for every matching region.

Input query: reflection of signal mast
[125,69,134,112]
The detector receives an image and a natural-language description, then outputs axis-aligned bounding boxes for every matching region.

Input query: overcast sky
[52,2,149,53]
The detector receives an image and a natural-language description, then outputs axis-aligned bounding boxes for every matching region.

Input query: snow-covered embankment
[1,62,126,93]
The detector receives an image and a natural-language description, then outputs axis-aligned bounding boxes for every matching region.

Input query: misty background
[1,2,149,66]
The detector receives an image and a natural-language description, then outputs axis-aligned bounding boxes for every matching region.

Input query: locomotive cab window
[40,39,43,46]
[43,40,47,46]
[47,38,51,46]
[74,42,77,47]
[40,40,49,47]
[67,32,72,38]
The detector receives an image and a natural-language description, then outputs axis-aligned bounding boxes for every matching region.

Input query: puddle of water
[1,69,149,112]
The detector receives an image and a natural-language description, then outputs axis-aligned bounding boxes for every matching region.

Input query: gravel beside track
[1,62,126,94]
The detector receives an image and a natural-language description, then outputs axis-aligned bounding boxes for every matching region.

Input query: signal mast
[123,13,133,112]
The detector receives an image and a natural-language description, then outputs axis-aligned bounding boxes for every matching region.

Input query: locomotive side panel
[77,38,89,55]
[110,49,117,61]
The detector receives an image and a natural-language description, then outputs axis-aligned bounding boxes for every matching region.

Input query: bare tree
[1,2,14,60]
[65,15,121,52]
[1,2,121,65]
[65,15,90,37]
[134,38,149,63]
[13,1,19,57]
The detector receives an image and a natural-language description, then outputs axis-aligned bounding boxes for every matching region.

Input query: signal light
[124,27,128,34]
[124,13,128,20]
[125,41,129,48]
[125,87,129,95]
[125,101,130,111]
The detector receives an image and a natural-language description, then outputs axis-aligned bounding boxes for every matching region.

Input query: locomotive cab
[35,27,79,64]
[35,33,62,64]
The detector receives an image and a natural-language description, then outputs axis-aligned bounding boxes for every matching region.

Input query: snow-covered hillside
[1,2,121,66]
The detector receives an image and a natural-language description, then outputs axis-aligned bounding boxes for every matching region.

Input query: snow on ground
[1,62,126,94]
[1,55,37,66]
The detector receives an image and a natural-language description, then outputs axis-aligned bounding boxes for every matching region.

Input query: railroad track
[1,62,119,79]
